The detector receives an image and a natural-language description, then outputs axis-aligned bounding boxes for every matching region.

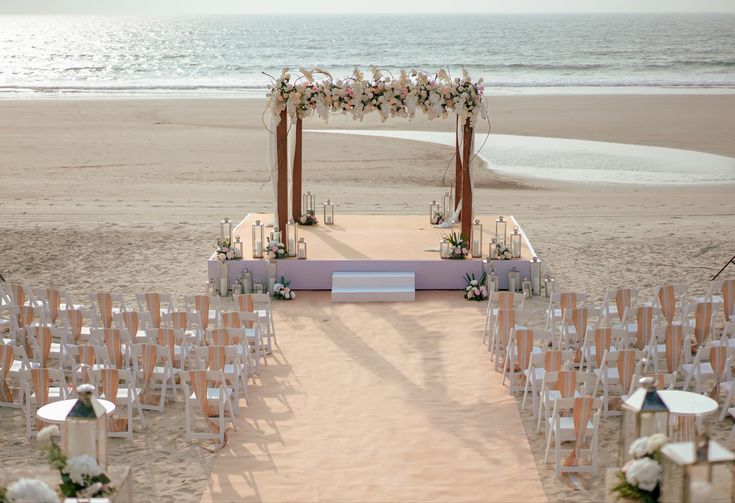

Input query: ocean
[1,13,734,98]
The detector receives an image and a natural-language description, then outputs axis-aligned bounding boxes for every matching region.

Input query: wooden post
[454,115,462,212]
[276,110,289,234]
[460,118,473,239]
[292,117,303,221]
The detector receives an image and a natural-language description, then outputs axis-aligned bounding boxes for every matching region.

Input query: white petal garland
[266,67,487,127]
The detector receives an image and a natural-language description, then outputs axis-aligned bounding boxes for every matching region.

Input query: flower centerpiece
[215,238,235,262]
[431,211,446,226]
[272,276,296,300]
[299,210,318,226]
[464,273,488,301]
[494,243,512,260]
[267,239,287,259]
[613,433,668,503]
[36,425,114,500]
[1,478,59,503]
[443,232,470,259]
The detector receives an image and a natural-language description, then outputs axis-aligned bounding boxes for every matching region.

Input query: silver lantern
[489,237,497,260]
[286,219,298,257]
[323,200,335,225]
[63,384,107,470]
[297,238,307,259]
[620,377,670,465]
[220,217,232,245]
[508,267,521,293]
[252,220,264,258]
[472,219,483,258]
[440,240,450,259]
[530,257,541,296]
[442,190,453,217]
[240,269,253,294]
[510,226,522,258]
[233,235,243,259]
[429,200,440,224]
[495,216,507,246]
[302,191,315,213]
[522,278,532,299]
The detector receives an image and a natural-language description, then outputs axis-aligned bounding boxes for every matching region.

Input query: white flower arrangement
[299,210,318,225]
[444,232,470,260]
[614,433,668,502]
[494,243,513,260]
[215,238,235,262]
[37,424,59,446]
[5,479,60,503]
[267,239,287,259]
[62,455,103,487]
[267,67,487,128]
[272,276,296,300]
[431,211,446,226]
[464,273,488,301]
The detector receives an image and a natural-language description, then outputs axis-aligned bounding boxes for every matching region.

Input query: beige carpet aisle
[202,291,547,503]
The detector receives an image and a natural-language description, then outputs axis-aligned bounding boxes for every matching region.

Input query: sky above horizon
[2,0,735,15]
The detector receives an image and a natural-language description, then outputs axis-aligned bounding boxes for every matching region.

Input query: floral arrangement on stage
[36,425,114,500]
[272,276,296,300]
[215,238,235,261]
[267,239,287,259]
[431,211,446,226]
[463,273,488,301]
[494,243,513,260]
[267,66,487,127]
[0,478,59,503]
[299,210,318,226]
[613,433,668,503]
[444,232,470,259]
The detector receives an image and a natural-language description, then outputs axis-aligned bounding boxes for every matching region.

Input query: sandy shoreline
[1,94,734,502]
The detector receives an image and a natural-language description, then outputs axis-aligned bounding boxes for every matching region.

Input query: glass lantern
[286,219,298,257]
[508,267,521,293]
[220,217,232,245]
[495,216,507,246]
[429,200,440,224]
[440,240,450,259]
[207,278,216,297]
[232,279,242,295]
[63,383,107,470]
[489,237,497,260]
[511,226,522,258]
[297,238,307,259]
[660,436,735,503]
[217,261,229,297]
[522,278,532,299]
[240,269,253,294]
[270,227,281,244]
[253,282,264,294]
[530,257,541,296]
[620,377,670,465]
[323,199,335,225]
[442,190,453,217]
[233,236,243,259]
[302,191,315,213]
[472,219,483,258]
[488,265,499,292]
[267,259,277,294]
[544,275,554,298]
[252,219,264,258]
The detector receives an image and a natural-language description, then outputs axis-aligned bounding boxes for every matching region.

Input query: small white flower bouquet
[267,239,287,259]
[272,276,296,300]
[431,211,446,226]
[443,232,470,260]
[299,210,318,226]
[494,243,513,260]
[463,273,488,301]
[3,478,60,503]
[613,433,668,502]
[215,238,235,262]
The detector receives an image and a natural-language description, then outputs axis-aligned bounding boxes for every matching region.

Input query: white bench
[331,272,415,303]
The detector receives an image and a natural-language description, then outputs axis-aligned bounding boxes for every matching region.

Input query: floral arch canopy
[264,67,488,237]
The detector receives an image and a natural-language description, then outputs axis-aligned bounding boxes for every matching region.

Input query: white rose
[625,457,660,492]
[218,253,226,261]
[646,433,668,454]
[226,250,235,260]
[6,478,60,503]
[273,282,283,292]
[289,291,296,299]
[37,425,59,445]
[63,454,102,486]
[629,437,649,459]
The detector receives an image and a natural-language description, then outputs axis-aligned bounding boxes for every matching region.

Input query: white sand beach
[1,94,734,502]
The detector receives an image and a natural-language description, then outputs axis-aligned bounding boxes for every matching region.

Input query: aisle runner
[202,291,546,503]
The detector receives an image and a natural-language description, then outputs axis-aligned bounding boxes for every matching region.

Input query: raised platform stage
[208,214,539,291]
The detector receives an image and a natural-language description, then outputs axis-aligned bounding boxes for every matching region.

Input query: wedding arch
[264,67,488,238]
